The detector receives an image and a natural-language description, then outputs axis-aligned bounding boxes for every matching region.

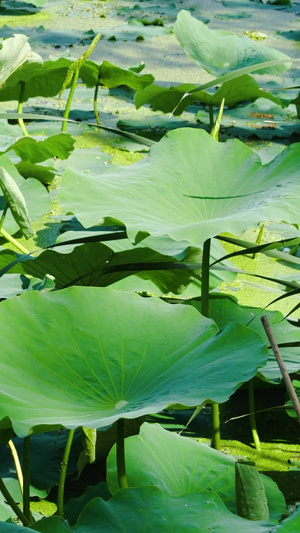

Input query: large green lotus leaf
[134,75,281,115]
[202,295,300,384]
[0,155,50,235]
[107,423,285,519]
[75,487,280,532]
[58,128,300,248]
[2,134,75,164]
[80,60,154,90]
[174,10,291,76]
[0,286,267,436]
[21,240,202,294]
[0,34,42,87]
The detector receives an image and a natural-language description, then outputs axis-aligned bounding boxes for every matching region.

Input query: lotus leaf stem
[252,223,265,260]
[211,402,221,451]
[0,203,8,232]
[23,436,33,523]
[93,67,102,126]
[0,227,29,254]
[209,105,214,130]
[248,378,261,451]
[57,428,75,517]
[210,98,225,142]
[61,33,101,133]
[61,69,80,133]
[201,239,211,318]
[201,239,221,450]
[8,440,23,494]
[0,476,30,526]
[17,82,29,137]
[117,418,128,489]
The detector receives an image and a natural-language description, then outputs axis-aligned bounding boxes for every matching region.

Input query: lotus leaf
[0,34,42,88]
[0,518,70,532]
[0,155,50,235]
[59,128,300,248]
[134,75,281,115]
[80,60,154,90]
[0,286,267,436]
[174,10,291,76]
[203,295,300,383]
[107,423,285,519]
[21,240,202,294]
[0,56,154,103]
[75,486,282,532]
[196,99,300,140]
[2,134,75,164]
[29,516,73,532]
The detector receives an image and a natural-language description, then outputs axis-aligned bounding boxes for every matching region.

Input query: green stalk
[0,203,8,231]
[0,476,30,526]
[117,419,128,489]
[201,239,221,450]
[23,436,33,523]
[60,33,101,133]
[249,379,261,451]
[0,227,29,254]
[201,239,211,318]
[210,98,225,141]
[61,69,80,133]
[211,402,221,451]
[209,105,214,130]
[17,81,29,137]
[93,67,102,126]
[252,223,265,260]
[57,429,75,518]
[8,440,23,495]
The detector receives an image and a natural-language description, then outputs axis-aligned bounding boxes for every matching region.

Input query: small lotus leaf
[80,60,154,90]
[134,75,281,115]
[0,34,42,88]
[2,134,75,164]
[174,10,291,76]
